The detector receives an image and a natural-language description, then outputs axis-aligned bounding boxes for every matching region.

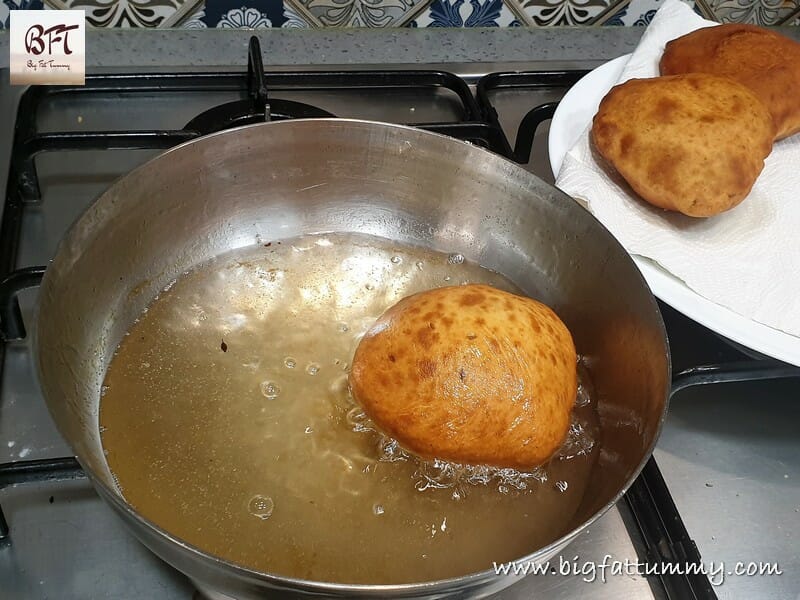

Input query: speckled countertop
[3,27,800,70]
[1,27,657,70]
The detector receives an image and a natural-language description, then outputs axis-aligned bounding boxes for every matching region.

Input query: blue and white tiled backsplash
[2,0,799,29]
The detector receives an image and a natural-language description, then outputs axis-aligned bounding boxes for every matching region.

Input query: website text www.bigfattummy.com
[493,555,783,586]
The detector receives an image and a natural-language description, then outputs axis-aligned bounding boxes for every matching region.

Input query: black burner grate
[2,35,798,600]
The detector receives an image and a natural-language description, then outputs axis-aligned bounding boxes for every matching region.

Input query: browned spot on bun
[459,292,485,307]
[349,284,577,469]
[591,73,774,217]
[529,316,541,332]
[418,359,437,379]
[655,96,680,120]
[660,24,800,140]
[619,133,634,157]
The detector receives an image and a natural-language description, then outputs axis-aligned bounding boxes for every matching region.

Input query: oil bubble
[260,381,281,399]
[575,382,591,407]
[447,253,465,265]
[284,357,296,369]
[347,405,372,432]
[337,322,349,333]
[390,256,402,264]
[373,504,385,516]
[248,495,274,520]
[306,363,320,375]
[415,261,424,270]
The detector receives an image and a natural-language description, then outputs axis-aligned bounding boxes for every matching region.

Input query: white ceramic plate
[548,54,800,367]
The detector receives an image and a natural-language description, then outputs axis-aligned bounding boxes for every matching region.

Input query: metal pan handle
[671,360,800,396]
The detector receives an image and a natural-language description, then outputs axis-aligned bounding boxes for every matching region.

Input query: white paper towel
[555,0,800,338]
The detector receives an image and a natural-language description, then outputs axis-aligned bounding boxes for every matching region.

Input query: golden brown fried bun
[591,74,774,217]
[349,284,577,470]
[660,24,800,140]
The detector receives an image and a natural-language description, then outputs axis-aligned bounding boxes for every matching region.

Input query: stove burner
[184,38,336,136]
[7,42,483,203]
[184,99,335,136]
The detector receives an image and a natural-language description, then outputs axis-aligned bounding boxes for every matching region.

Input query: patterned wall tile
[7,0,800,27]
[183,0,312,27]
[517,0,612,25]
[2,0,43,29]
[183,5,206,24]
[694,0,798,24]
[595,0,701,24]
[284,0,430,26]
[598,2,630,23]
[282,3,311,24]
[408,0,522,26]
[40,0,201,27]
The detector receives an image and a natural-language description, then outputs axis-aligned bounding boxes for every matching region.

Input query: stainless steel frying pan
[35,119,670,599]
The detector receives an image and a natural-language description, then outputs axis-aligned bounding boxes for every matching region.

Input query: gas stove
[0,38,797,600]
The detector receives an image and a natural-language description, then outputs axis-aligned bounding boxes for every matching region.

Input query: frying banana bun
[349,284,577,469]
